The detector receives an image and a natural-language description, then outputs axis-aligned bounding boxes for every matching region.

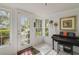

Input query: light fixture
[49,20,53,24]
[45,3,47,6]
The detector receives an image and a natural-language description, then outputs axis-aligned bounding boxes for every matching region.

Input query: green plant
[0,29,9,37]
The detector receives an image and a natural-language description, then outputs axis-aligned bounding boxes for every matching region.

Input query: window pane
[20,15,30,44]
[36,32,42,36]
[0,10,10,45]
[45,28,48,36]
[40,20,42,27]
[45,20,49,27]
[35,19,42,36]
[45,19,49,36]
[2,37,9,45]
[35,28,42,36]
[35,19,42,28]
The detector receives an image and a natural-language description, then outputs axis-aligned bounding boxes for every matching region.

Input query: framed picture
[60,16,76,31]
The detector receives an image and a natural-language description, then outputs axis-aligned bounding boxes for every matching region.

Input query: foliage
[0,29,9,36]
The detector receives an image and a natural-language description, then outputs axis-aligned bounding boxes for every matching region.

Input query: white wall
[48,8,79,52]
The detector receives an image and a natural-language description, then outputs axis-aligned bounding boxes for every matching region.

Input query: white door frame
[16,9,31,51]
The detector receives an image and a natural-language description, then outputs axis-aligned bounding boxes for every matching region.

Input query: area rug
[17,46,40,55]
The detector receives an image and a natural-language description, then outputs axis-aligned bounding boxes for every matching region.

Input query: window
[0,10,10,46]
[20,15,30,44]
[34,19,42,37]
[45,19,49,36]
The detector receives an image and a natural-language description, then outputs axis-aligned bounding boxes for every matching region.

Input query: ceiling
[2,3,79,17]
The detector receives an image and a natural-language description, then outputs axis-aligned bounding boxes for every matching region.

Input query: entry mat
[17,46,40,55]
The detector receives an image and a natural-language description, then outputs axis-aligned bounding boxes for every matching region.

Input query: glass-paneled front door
[17,12,30,51]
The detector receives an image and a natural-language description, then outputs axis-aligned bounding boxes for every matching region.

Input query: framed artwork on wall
[60,16,76,31]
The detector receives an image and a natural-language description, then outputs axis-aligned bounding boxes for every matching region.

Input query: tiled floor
[33,43,57,55]
[33,43,79,55]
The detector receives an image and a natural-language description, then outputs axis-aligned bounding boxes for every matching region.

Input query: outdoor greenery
[0,10,10,45]
[0,29,9,45]
[36,31,42,36]
[0,29,9,36]
[20,16,30,44]
[45,19,49,36]
[35,19,42,36]
[45,28,48,36]
[35,19,49,36]
[21,20,30,32]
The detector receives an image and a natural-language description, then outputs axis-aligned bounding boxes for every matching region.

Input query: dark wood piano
[51,34,79,55]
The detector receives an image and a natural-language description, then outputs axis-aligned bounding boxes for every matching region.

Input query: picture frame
[60,16,76,31]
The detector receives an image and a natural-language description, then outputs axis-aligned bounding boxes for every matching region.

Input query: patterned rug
[17,46,40,55]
